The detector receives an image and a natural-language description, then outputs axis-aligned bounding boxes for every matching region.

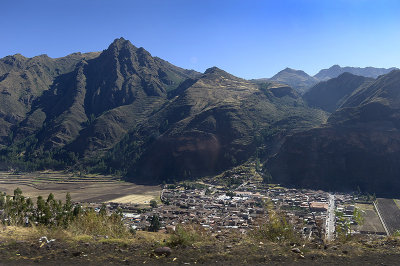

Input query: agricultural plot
[355,203,386,235]
[375,198,400,235]
[0,171,160,205]
[106,194,156,204]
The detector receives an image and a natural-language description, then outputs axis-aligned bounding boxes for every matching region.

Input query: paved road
[326,193,335,241]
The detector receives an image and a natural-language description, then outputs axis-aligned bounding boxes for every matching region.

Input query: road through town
[326,193,335,241]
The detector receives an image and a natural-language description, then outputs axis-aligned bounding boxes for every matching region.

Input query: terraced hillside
[0,171,160,204]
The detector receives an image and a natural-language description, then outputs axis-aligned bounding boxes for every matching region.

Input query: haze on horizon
[1,0,399,79]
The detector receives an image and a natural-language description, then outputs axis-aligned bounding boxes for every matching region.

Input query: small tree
[148,215,160,232]
[0,193,6,209]
[47,193,55,203]
[73,205,81,217]
[36,196,45,222]
[14,187,22,198]
[262,170,273,184]
[335,211,351,241]
[226,191,236,197]
[353,207,364,225]
[99,203,107,216]
[150,200,158,208]
[64,193,73,212]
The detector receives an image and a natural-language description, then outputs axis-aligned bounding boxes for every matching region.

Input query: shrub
[148,215,160,232]
[67,208,129,238]
[167,224,208,247]
[150,200,158,208]
[251,210,300,243]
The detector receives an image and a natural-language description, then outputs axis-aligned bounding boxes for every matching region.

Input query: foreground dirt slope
[1,227,400,265]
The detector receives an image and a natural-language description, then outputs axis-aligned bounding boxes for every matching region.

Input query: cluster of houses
[98,180,360,240]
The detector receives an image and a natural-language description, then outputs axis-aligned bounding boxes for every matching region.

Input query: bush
[251,211,300,243]
[167,224,208,247]
[67,208,129,238]
[150,200,158,208]
[148,215,160,232]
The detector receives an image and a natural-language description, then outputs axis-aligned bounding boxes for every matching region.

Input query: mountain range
[253,65,396,94]
[1,37,399,195]
[0,38,326,183]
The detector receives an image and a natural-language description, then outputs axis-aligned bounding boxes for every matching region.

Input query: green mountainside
[267,70,400,196]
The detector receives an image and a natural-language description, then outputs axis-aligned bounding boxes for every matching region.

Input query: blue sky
[1,0,399,79]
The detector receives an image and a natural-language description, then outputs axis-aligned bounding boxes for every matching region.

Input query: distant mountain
[267,68,319,94]
[314,65,397,81]
[303,72,374,113]
[0,38,327,183]
[267,70,400,196]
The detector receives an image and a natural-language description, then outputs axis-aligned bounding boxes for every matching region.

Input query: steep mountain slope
[303,72,374,112]
[314,65,397,81]
[9,38,200,155]
[268,68,319,94]
[103,68,327,183]
[267,70,400,196]
[0,52,99,146]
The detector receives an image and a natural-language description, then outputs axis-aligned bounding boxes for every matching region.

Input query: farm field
[0,171,160,205]
[375,198,400,235]
[355,203,385,235]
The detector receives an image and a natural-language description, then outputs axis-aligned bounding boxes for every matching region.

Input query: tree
[255,158,261,172]
[36,196,45,222]
[262,171,273,184]
[226,191,236,197]
[73,205,81,217]
[148,215,160,232]
[13,187,22,198]
[353,207,364,226]
[99,203,107,216]
[47,193,55,203]
[0,193,5,209]
[65,192,72,212]
[150,200,158,208]
[335,211,351,241]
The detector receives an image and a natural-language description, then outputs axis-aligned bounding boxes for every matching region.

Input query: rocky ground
[1,227,400,265]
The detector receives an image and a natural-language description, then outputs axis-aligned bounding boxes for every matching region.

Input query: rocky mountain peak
[204,66,224,74]
[105,37,138,57]
[203,67,238,80]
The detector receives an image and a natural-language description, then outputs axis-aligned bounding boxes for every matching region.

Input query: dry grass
[106,193,157,204]
[355,203,375,210]
[0,225,169,250]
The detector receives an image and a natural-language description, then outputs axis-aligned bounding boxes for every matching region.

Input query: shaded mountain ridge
[267,69,400,196]
[303,72,374,112]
